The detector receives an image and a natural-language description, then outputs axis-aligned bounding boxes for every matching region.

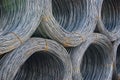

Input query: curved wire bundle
[0,0,44,55]
[97,0,120,41]
[68,33,113,80]
[113,39,120,79]
[0,38,72,80]
[37,0,97,47]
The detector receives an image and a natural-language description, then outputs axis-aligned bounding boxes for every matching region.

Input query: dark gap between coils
[13,51,65,80]
[101,0,120,32]
[116,45,120,74]
[80,44,111,80]
[52,0,87,32]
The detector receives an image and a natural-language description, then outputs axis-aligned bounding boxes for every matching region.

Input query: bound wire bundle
[38,0,97,47]
[0,38,72,80]
[97,0,120,41]
[68,33,113,80]
[0,0,44,55]
[113,39,120,79]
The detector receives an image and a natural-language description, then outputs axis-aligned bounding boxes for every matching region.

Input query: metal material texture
[38,0,97,47]
[69,33,113,80]
[113,39,120,80]
[97,0,120,41]
[0,38,72,80]
[0,0,44,55]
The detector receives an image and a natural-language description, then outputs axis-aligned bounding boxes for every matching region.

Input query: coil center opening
[116,44,120,74]
[52,0,87,32]
[14,51,65,80]
[80,44,111,80]
[101,0,120,32]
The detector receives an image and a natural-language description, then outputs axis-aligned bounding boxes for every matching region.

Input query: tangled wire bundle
[0,0,44,54]
[38,0,97,47]
[0,38,72,80]
[69,33,113,80]
[97,0,120,41]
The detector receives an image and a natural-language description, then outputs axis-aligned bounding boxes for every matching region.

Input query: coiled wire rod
[68,33,113,80]
[113,39,120,80]
[38,0,97,47]
[0,0,44,54]
[0,38,72,80]
[97,0,120,41]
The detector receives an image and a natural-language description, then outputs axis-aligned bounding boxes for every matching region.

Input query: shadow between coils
[69,33,113,80]
[113,39,120,80]
[97,0,120,41]
[0,38,72,80]
[37,0,97,47]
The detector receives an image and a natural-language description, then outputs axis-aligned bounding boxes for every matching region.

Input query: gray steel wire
[97,0,120,41]
[0,38,72,80]
[113,39,120,79]
[0,0,44,55]
[68,33,113,80]
[37,0,97,47]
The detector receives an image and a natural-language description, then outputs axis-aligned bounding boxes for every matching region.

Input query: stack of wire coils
[0,0,120,80]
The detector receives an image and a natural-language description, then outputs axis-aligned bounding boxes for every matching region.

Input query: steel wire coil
[113,39,120,80]
[37,0,97,47]
[68,33,113,80]
[0,0,44,55]
[97,0,120,41]
[0,38,72,80]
